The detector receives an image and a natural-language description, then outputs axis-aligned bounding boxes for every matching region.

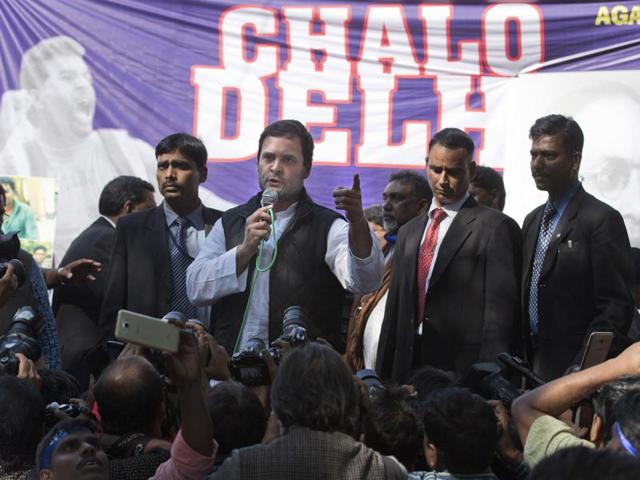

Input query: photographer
[208,342,407,480]
[512,341,640,467]
[0,184,59,369]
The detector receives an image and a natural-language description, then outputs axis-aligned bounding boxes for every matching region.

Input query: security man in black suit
[98,133,222,354]
[53,176,156,388]
[523,114,635,380]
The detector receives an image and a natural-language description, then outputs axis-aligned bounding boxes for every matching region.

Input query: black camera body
[229,306,308,386]
[356,368,386,398]
[0,306,43,375]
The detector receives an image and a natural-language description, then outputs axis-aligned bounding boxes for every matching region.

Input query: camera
[356,369,386,397]
[462,353,545,408]
[0,306,43,375]
[0,231,26,287]
[229,306,308,386]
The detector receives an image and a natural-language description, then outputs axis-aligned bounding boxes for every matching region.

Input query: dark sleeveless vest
[212,190,346,353]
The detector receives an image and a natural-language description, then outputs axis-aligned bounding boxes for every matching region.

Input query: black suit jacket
[522,185,634,380]
[376,196,522,381]
[53,216,115,324]
[98,205,221,344]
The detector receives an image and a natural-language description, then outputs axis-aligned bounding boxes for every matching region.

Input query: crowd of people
[1,112,639,480]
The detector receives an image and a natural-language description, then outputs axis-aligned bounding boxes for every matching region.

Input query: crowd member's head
[256,119,314,211]
[155,133,208,214]
[427,128,476,207]
[98,176,155,221]
[382,170,430,233]
[0,376,45,473]
[591,375,640,445]
[20,36,95,144]
[529,114,584,198]
[529,446,640,480]
[36,418,109,480]
[609,390,640,457]
[93,356,164,438]
[271,342,361,437]
[206,382,267,457]
[363,386,423,470]
[408,366,458,404]
[421,387,498,474]
[364,204,386,248]
[468,166,505,211]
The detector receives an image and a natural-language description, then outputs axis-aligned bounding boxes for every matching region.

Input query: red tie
[416,208,447,325]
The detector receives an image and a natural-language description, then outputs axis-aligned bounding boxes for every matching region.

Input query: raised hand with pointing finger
[333,173,373,259]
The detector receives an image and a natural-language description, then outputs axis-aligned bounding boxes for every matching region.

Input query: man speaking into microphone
[187,120,383,353]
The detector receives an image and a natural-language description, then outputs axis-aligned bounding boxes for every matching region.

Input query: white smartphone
[114,310,180,353]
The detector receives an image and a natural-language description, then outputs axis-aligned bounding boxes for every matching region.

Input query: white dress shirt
[187,201,384,350]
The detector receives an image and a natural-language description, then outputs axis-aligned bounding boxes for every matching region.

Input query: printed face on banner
[427,145,476,207]
[34,55,95,140]
[529,135,580,197]
[257,136,309,205]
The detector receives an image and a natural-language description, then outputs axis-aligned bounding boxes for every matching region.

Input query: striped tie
[528,203,557,334]
[169,217,197,319]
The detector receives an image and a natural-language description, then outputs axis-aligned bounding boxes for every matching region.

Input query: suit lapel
[147,206,171,292]
[429,198,475,289]
[540,187,583,280]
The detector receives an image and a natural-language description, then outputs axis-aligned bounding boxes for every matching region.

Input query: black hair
[471,166,506,211]
[39,368,82,405]
[592,375,640,443]
[529,114,584,156]
[0,184,5,204]
[421,387,498,474]
[388,170,432,203]
[93,357,164,436]
[428,128,475,160]
[206,382,267,455]
[257,120,314,172]
[0,177,16,192]
[407,366,458,404]
[271,342,360,437]
[98,176,155,216]
[35,418,96,472]
[529,446,640,480]
[155,133,208,172]
[612,389,640,453]
[363,386,423,469]
[363,204,383,227]
[0,376,45,471]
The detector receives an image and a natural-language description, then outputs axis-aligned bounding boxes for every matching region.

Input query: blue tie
[528,203,557,334]
[169,217,197,319]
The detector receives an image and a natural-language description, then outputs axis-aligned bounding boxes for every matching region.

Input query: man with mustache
[187,119,383,354]
[376,128,522,381]
[98,133,221,349]
[522,114,634,380]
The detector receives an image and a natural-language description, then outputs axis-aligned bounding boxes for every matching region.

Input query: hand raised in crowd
[164,329,203,387]
[489,399,524,466]
[0,262,18,307]
[333,173,366,224]
[57,258,102,284]
[16,352,42,391]
[187,321,231,381]
[610,340,640,376]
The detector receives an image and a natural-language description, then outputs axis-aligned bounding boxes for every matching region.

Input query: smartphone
[574,331,614,428]
[114,310,180,353]
[579,331,614,370]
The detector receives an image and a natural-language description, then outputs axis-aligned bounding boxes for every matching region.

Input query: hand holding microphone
[237,190,279,269]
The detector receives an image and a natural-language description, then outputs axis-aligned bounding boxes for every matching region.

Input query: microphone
[261,189,278,208]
